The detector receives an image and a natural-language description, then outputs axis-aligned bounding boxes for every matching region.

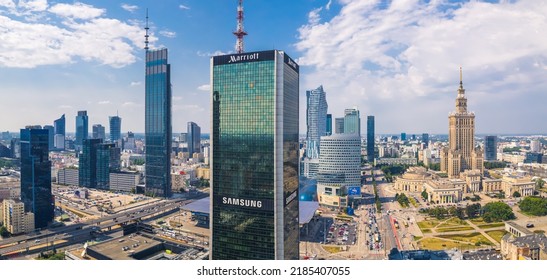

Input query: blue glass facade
[54,114,65,135]
[326,114,332,136]
[79,138,102,189]
[211,50,299,260]
[75,110,88,149]
[367,116,375,162]
[344,108,360,135]
[145,49,172,198]
[109,116,122,143]
[20,127,53,229]
[484,136,497,161]
[187,122,201,156]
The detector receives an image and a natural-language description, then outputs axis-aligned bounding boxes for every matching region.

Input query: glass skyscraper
[187,122,201,156]
[92,124,105,140]
[145,48,172,198]
[211,50,299,260]
[75,110,88,150]
[54,114,65,150]
[43,125,54,151]
[422,133,429,148]
[326,114,332,136]
[484,136,498,161]
[79,138,102,189]
[306,85,328,159]
[20,126,53,229]
[109,115,122,143]
[344,108,360,135]
[367,116,375,162]
[335,117,345,134]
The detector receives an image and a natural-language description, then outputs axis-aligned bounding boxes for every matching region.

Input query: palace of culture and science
[395,69,535,203]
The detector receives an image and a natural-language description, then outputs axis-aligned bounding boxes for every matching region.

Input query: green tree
[518,196,547,216]
[421,190,428,201]
[484,161,507,169]
[454,207,465,220]
[396,193,410,207]
[429,163,440,171]
[482,202,515,222]
[466,203,481,219]
[536,178,545,190]
[512,191,521,198]
[0,226,8,238]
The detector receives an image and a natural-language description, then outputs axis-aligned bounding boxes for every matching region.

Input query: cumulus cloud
[159,30,176,38]
[121,3,138,13]
[197,50,226,57]
[197,84,210,91]
[130,81,142,87]
[0,2,155,68]
[296,0,547,133]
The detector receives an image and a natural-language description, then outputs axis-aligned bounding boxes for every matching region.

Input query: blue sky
[1,0,546,135]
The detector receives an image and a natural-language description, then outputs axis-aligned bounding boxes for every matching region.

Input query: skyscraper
[20,126,53,229]
[145,48,172,198]
[109,115,122,143]
[79,139,116,190]
[344,108,360,135]
[54,114,65,150]
[367,116,375,162]
[79,139,101,189]
[43,125,54,150]
[211,50,299,260]
[92,124,106,140]
[326,114,332,136]
[335,118,344,134]
[484,136,497,161]
[187,122,201,156]
[75,111,88,150]
[440,69,484,178]
[422,133,429,148]
[306,85,328,159]
[401,132,407,141]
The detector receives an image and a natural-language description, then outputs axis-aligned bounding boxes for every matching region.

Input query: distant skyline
[1,0,547,134]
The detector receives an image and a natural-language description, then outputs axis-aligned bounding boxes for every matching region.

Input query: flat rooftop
[88,235,161,260]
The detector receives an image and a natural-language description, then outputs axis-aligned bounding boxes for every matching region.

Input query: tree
[536,178,545,190]
[454,207,465,220]
[396,193,410,207]
[482,202,515,222]
[466,203,481,219]
[429,163,440,171]
[519,196,547,216]
[512,191,521,198]
[0,226,8,238]
[421,190,428,201]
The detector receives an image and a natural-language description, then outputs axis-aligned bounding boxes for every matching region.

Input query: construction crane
[233,0,248,54]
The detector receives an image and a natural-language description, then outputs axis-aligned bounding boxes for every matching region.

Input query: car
[34,239,41,243]
[526,223,534,228]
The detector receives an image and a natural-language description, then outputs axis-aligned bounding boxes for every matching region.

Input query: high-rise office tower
[92,124,106,140]
[422,133,429,148]
[305,85,328,159]
[484,136,497,161]
[187,122,201,156]
[109,115,122,143]
[124,131,136,151]
[145,48,172,198]
[75,111,88,150]
[335,118,344,134]
[326,114,332,136]
[367,116,375,162]
[79,139,101,189]
[54,114,65,150]
[211,50,299,260]
[401,132,407,141]
[43,125,54,150]
[79,139,116,190]
[20,126,53,229]
[530,139,542,153]
[344,108,360,135]
[10,138,20,159]
[317,134,361,186]
[440,68,484,177]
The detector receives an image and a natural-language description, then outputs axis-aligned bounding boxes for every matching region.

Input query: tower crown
[456,67,467,113]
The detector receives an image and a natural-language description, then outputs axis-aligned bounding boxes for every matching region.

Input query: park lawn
[440,232,494,245]
[413,236,423,241]
[435,226,474,233]
[417,219,443,229]
[478,223,505,229]
[469,217,487,226]
[322,246,342,254]
[485,230,508,243]
[409,197,419,208]
[418,237,479,251]
[437,217,468,228]
[421,229,432,234]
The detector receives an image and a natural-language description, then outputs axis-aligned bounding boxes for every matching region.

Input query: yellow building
[440,69,484,178]
[196,167,210,180]
[394,167,437,192]
[2,199,35,234]
[502,175,535,198]
[460,169,482,193]
[423,180,464,204]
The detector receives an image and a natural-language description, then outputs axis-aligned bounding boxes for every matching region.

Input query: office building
[110,172,141,193]
[79,139,102,189]
[75,111,89,151]
[109,115,122,143]
[0,143,10,157]
[484,136,498,161]
[401,132,407,141]
[187,122,201,157]
[145,48,172,198]
[179,133,188,143]
[124,131,136,151]
[92,124,106,141]
[57,168,79,186]
[305,85,328,159]
[80,139,117,190]
[20,126,53,229]
[335,118,344,134]
[367,116,375,162]
[211,50,299,260]
[440,69,484,178]
[422,133,429,148]
[9,138,20,159]
[344,108,360,135]
[54,114,65,150]
[43,125,54,151]
[530,139,542,153]
[2,199,34,234]
[326,114,332,136]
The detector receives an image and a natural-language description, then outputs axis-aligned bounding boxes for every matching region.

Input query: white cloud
[0,0,15,9]
[197,84,210,91]
[159,30,176,38]
[0,2,154,68]
[121,3,138,13]
[179,4,190,10]
[197,50,226,57]
[18,0,47,13]
[122,102,141,107]
[326,0,332,10]
[98,100,111,105]
[49,2,105,20]
[130,81,142,87]
[296,0,547,133]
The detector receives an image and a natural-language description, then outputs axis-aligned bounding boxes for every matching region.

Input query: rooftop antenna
[233,0,247,54]
[144,9,150,51]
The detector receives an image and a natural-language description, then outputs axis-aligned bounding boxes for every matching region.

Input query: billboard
[347,186,361,196]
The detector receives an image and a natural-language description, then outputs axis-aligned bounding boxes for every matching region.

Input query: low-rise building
[196,167,210,180]
[423,180,464,204]
[501,232,547,260]
[374,157,417,166]
[394,167,438,192]
[502,175,535,197]
[109,172,140,193]
[57,168,79,186]
[2,199,35,234]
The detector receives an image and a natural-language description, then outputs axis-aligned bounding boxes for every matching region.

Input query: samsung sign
[214,195,274,211]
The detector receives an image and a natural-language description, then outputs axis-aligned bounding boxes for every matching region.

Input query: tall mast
[144,9,150,51]
[233,0,248,54]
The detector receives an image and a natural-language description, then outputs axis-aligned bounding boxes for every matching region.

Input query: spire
[459,66,463,89]
[233,0,248,54]
[144,9,150,51]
